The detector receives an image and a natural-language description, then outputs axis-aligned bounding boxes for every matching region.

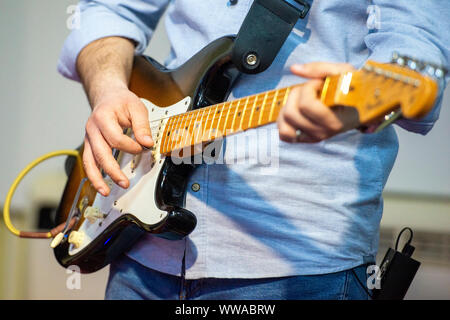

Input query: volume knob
[68,231,84,249]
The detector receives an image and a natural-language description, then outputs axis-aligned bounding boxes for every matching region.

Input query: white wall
[0,0,448,300]
[386,88,450,196]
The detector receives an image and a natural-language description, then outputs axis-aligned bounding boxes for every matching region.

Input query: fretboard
[159,87,292,154]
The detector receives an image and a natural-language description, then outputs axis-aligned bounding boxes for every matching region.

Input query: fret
[261,90,276,125]
[191,108,201,147]
[202,105,214,142]
[247,94,258,129]
[271,87,288,122]
[230,99,241,133]
[161,117,173,154]
[194,107,206,146]
[171,114,185,151]
[282,87,290,106]
[271,87,289,122]
[216,102,227,138]
[165,115,180,153]
[182,108,195,150]
[239,96,250,130]
[268,89,279,123]
[161,84,298,155]
[258,91,269,126]
[161,116,171,154]
[208,103,220,140]
[180,113,191,150]
[222,101,232,135]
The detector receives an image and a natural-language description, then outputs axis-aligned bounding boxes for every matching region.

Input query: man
[58,0,449,299]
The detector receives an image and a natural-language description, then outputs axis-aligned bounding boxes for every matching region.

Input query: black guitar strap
[232,0,311,74]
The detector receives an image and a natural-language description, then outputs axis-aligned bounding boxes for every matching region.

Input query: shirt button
[227,0,238,6]
[191,183,201,192]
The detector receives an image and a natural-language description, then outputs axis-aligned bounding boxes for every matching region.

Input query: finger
[277,87,301,143]
[297,81,344,133]
[82,138,110,196]
[291,62,355,79]
[296,132,322,143]
[128,101,154,148]
[277,113,323,144]
[282,109,329,141]
[277,117,298,143]
[86,124,129,189]
[280,87,330,141]
[95,111,143,154]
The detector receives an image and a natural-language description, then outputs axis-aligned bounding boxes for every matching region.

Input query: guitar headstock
[322,55,443,126]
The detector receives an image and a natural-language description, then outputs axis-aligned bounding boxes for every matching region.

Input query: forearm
[76,36,136,107]
[75,36,153,194]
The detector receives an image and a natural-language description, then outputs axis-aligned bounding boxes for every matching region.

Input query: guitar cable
[3,149,81,239]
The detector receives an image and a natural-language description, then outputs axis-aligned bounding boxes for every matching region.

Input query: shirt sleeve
[57,0,170,82]
[363,0,450,135]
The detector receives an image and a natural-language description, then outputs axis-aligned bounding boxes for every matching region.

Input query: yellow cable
[3,150,82,238]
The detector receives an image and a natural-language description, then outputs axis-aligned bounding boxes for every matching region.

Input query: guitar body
[54,36,240,273]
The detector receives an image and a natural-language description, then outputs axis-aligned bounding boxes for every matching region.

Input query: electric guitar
[53,36,439,273]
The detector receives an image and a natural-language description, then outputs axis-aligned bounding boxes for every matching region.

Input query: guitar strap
[232,0,311,74]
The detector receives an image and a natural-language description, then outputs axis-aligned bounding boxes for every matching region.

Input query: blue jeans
[105,255,370,300]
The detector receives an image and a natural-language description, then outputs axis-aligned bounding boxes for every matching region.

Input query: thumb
[291,62,355,79]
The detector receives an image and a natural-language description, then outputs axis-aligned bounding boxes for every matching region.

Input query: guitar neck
[159,86,294,154]
[159,60,422,155]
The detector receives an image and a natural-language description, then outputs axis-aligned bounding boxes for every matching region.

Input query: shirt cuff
[57,8,151,82]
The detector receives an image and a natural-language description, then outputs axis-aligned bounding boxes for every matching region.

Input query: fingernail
[142,135,153,145]
[98,188,107,196]
[118,180,128,189]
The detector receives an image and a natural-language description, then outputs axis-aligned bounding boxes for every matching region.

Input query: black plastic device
[372,228,421,300]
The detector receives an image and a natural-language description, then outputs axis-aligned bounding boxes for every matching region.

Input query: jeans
[105,255,371,300]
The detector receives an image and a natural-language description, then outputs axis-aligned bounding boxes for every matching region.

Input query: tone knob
[50,232,64,248]
[68,231,84,249]
[83,206,103,223]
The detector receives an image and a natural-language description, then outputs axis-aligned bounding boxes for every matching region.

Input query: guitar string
[159,87,292,152]
[144,89,286,139]
[161,89,288,136]
[163,96,284,137]
[160,93,289,152]
[164,102,280,134]
[146,87,289,127]
[146,95,280,132]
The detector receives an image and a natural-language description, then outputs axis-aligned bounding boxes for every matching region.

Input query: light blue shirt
[58,0,450,279]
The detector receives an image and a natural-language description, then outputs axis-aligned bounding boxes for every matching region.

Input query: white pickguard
[68,96,191,256]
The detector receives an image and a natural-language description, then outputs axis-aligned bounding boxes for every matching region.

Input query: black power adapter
[371,227,421,300]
